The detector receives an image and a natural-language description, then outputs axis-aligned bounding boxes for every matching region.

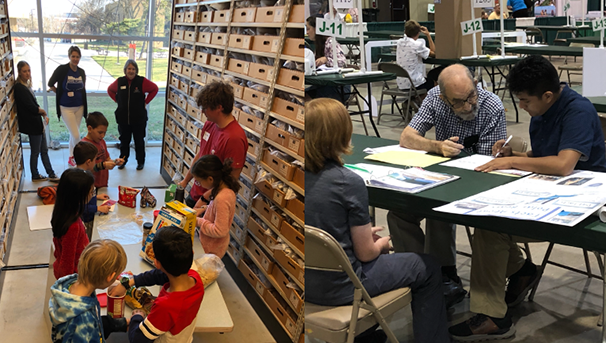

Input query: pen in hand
[494,135,513,158]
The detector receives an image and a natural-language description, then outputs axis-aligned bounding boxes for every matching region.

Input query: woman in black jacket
[15,61,59,182]
[48,46,87,167]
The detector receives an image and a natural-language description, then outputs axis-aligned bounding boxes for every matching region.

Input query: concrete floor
[309,57,606,342]
[0,145,276,343]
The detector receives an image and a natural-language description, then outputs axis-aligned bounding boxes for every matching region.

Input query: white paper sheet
[434,170,606,227]
[440,155,532,177]
[363,145,427,155]
[27,205,54,231]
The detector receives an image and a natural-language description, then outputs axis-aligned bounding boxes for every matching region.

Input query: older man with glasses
[386,64,507,308]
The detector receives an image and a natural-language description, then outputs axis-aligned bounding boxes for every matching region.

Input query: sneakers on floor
[68,156,76,167]
[32,175,49,182]
[48,174,60,183]
[449,314,515,342]
[505,264,543,307]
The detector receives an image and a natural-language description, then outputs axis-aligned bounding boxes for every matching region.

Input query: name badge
[67,92,74,97]
[120,85,127,90]
[202,131,210,141]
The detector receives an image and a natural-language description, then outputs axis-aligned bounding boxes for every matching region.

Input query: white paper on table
[440,155,532,177]
[363,145,427,155]
[27,205,54,231]
[582,48,606,97]
[434,170,606,227]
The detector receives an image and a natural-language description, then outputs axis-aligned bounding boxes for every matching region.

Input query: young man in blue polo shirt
[450,55,606,341]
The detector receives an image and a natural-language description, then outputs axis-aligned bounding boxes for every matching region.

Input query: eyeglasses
[445,90,478,110]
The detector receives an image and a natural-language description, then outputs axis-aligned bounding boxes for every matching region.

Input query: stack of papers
[440,155,532,177]
[363,145,427,155]
[364,150,450,168]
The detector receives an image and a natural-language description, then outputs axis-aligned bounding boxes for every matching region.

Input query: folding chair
[524,28,544,44]
[344,64,369,136]
[377,62,427,125]
[305,225,412,343]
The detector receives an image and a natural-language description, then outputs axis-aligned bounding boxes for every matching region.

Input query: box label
[262,257,271,271]
[255,281,265,295]
[289,292,300,308]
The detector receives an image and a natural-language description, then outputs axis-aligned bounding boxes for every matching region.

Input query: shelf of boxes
[163,1,305,341]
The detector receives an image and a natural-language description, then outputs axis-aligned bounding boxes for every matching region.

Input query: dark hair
[86,111,109,128]
[307,16,327,59]
[73,141,98,165]
[195,81,234,114]
[507,55,561,97]
[51,168,95,238]
[68,46,81,58]
[404,20,421,37]
[153,226,193,276]
[191,155,240,200]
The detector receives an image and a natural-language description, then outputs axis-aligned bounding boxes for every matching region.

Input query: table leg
[364,83,381,137]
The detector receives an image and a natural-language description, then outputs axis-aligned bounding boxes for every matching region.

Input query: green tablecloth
[305,72,396,86]
[567,36,606,47]
[483,44,584,56]
[424,56,521,67]
[516,25,594,44]
[589,97,606,113]
[346,134,606,253]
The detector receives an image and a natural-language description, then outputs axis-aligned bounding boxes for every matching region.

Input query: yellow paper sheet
[364,151,450,167]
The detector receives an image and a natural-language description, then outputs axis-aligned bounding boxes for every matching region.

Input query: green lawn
[31,94,166,143]
[91,56,169,82]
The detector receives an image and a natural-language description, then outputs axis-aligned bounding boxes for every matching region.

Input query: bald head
[438,64,475,99]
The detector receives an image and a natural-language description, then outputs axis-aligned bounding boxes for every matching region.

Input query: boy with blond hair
[49,239,136,342]
[81,111,124,189]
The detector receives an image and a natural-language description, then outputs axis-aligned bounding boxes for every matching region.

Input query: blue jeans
[29,134,55,177]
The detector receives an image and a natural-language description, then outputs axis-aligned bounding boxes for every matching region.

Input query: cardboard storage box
[247,139,261,157]
[288,4,305,22]
[232,108,241,120]
[199,11,213,23]
[272,265,303,312]
[247,62,272,82]
[172,46,184,57]
[292,168,304,189]
[231,221,246,243]
[206,74,220,85]
[262,150,295,181]
[280,221,304,253]
[286,197,304,222]
[192,70,207,83]
[183,150,194,167]
[229,34,253,50]
[213,9,230,23]
[170,75,180,89]
[179,82,189,95]
[171,61,183,74]
[287,136,304,157]
[252,197,283,229]
[256,6,285,22]
[197,31,212,44]
[254,179,285,206]
[184,11,197,23]
[238,259,269,297]
[265,123,288,146]
[238,181,251,200]
[186,121,199,138]
[183,48,195,60]
[252,36,280,53]
[182,65,192,78]
[227,58,250,75]
[274,249,304,284]
[242,87,265,107]
[235,202,247,222]
[184,30,196,42]
[174,12,185,22]
[172,29,184,40]
[434,0,482,59]
[185,137,197,154]
[271,97,304,123]
[209,55,224,68]
[245,236,274,273]
[248,217,269,245]
[242,160,255,179]
[195,51,210,64]
[283,38,305,57]
[238,111,265,134]
[233,8,256,22]
[210,33,226,46]
[277,69,304,90]
[230,82,244,99]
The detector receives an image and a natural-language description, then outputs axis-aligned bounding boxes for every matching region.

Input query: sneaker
[68,156,76,167]
[444,275,467,308]
[505,265,543,307]
[48,174,60,183]
[449,314,515,342]
[32,175,49,182]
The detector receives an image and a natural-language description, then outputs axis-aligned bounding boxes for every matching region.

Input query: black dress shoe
[444,276,467,308]
[136,163,144,170]
[118,164,126,170]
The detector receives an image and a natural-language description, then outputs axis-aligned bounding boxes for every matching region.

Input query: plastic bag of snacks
[125,286,156,314]
[192,254,225,287]
[119,186,140,208]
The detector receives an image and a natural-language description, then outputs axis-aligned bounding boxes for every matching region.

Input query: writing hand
[492,139,512,158]
[441,137,464,157]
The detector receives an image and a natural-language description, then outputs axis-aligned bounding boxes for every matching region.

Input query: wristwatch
[120,276,132,291]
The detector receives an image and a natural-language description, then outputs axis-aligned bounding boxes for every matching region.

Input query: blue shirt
[60,68,84,107]
[305,160,370,306]
[508,0,527,12]
[530,84,606,172]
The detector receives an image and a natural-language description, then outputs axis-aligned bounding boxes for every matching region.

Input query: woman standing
[15,61,59,182]
[48,46,88,167]
[107,59,158,170]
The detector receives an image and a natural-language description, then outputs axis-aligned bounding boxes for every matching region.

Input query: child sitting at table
[191,155,239,258]
[81,111,124,189]
[51,168,95,279]
[73,141,111,240]
[109,226,205,342]
[49,239,136,342]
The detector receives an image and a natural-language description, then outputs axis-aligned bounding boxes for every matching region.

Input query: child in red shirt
[51,168,95,279]
[81,111,124,189]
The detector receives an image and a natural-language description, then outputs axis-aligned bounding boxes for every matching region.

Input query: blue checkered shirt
[408,86,507,156]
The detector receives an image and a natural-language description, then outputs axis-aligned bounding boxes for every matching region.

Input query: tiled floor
[308,57,606,342]
[0,145,276,343]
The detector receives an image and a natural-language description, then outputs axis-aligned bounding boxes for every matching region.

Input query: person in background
[81,112,124,189]
[489,3,509,19]
[48,45,88,167]
[51,168,94,279]
[481,10,489,19]
[73,141,110,240]
[14,60,60,183]
[191,155,239,258]
[305,16,350,104]
[507,0,528,17]
[49,239,131,343]
[396,20,437,94]
[107,59,159,171]
[178,81,247,213]
[306,98,450,343]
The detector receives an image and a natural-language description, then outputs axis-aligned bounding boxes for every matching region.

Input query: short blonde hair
[405,20,421,38]
[305,98,353,174]
[78,240,127,287]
